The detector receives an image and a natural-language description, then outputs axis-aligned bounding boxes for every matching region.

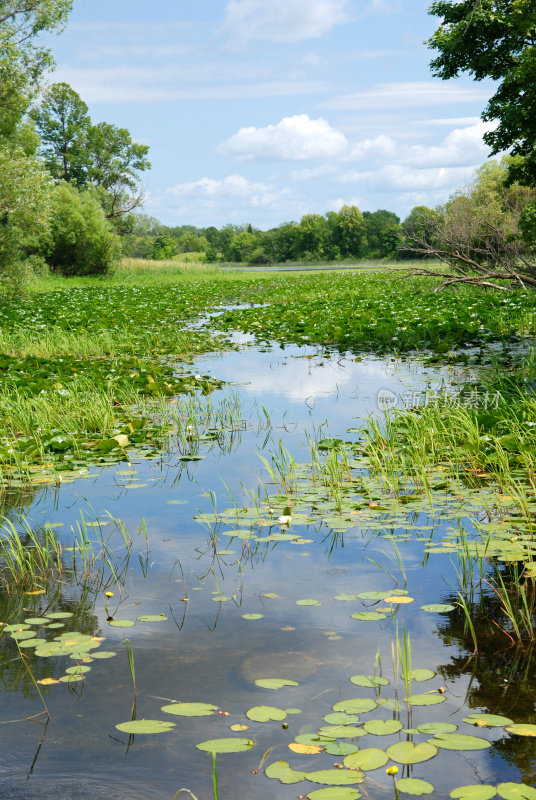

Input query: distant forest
[121,205,430,264]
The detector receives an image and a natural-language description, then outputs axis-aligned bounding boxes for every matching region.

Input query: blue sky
[44,0,497,228]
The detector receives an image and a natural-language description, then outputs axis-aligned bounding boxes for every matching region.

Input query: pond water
[0,342,534,799]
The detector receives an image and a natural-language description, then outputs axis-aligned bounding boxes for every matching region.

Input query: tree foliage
[427,0,536,186]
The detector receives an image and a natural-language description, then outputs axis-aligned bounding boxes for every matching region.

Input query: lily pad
[305,769,365,786]
[429,733,491,751]
[107,619,135,628]
[397,778,435,796]
[450,787,497,800]
[196,737,254,754]
[386,741,438,764]
[350,674,389,688]
[343,748,389,771]
[255,678,299,690]
[464,714,513,727]
[289,743,323,755]
[296,599,322,606]
[420,604,455,613]
[24,617,49,625]
[246,705,287,722]
[265,760,306,784]
[332,699,377,714]
[405,693,446,706]
[243,614,264,620]
[363,719,403,736]
[324,742,360,756]
[307,789,362,800]
[505,723,536,737]
[417,722,457,735]
[46,612,73,619]
[161,702,219,717]
[323,713,360,725]
[497,784,536,800]
[350,611,387,621]
[406,669,435,682]
[136,615,167,622]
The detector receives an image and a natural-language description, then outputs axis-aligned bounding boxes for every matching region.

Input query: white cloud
[323,81,492,110]
[337,164,477,191]
[409,121,495,167]
[349,134,396,160]
[291,164,341,181]
[221,0,350,43]
[167,174,292,208]
[218,114,350,161]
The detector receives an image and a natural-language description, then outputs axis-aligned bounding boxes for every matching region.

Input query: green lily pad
[305,769,365,786]
[243,614,264,620]
[255,678,299,690]
[505,723,536,737]
[296,599,322,606]
[406,669,435,682]
[265,760,306,784]
[363,719,403,736]
[3,624,31,632]
[417,722,457,735]
[196,737,254,754]
[357,591,390,600]
[65,665,91,674]
[136,615,168,622]
[10,630,37,640]
[295,734,335,746]
[386,741,438,764]
[323,742,360,756]
[59,673,85,683]
[323,713,360,725]
[24,617,49,625]
[107,619,135,627]
[317,725,366,739]
[91,651,116,659]
[116,719,176,735]
[450,787,497,800]
[350,674,389,688]
[46,612,73,619]
[497,784,536,800]
[286,708,302,715]
[405,694,446,706]
[332,699,377,714]
[18,638,43,648]
[246,705,287,722]
[343,748,389,771]
[161,702,219,717]
[397,778,435,796]
[429,733,491,750]
[333,594,361,601]
[464,714,513,727]
[420,604,455,613]
[46,622,64,629]
[350,612,387,621]
[307,790,362,800]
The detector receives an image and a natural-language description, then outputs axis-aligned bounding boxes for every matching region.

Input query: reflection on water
[0,344,534,798]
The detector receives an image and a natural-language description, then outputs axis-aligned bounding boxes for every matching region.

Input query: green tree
[43,183,120,275]
[151,235,179,261]
[401,205,442,257]
[0,1,72,141]
[0,144,52,292]
[427,0,536,187]
[297,214,329,259]
[327,206,367,258]
[363,209,401,258]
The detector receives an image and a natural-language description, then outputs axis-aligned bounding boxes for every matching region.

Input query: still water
[0,342,533,799]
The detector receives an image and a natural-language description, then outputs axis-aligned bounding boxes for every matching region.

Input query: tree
[403,159,536,290]
[363,209,401,258]
[43,182,120,275]
[327,206,367,258]
[401,205,442,257]
[0,143,52,291]
[427,0,536,186]
[0,1,72,140]
[32,82,150,217]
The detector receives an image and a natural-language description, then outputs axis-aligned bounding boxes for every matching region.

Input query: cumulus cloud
[409,121,495,167]
[338,164,478,191]
[221,0,350,43]
[167,174,292,208]
[323,81,492,110]
[218,114,350,161]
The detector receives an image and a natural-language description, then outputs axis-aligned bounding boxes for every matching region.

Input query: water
[0,343,533,798]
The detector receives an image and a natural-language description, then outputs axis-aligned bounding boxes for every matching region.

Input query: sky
[42,0,498,229]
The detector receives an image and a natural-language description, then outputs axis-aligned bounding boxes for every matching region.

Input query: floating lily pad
[417,722,457,735]
[136,615,167,622]
[243,614,264,620]
[350,612,387,621]
[406,669,435,682]
[265,760,306,784]
[450,787,497,800]
[505,723,536,737]
[196,737,254,754]
[420,604,455,613]
[246,705,287,722]
[3,624,31,632]
[357,591,390,600]
[24,617,49,625]
[90,651,116,659]
[323,713,360,725]
[405,694,446,706]
[333,594,361,601]
[332,699,377,714]
[295,734,335,747]
[305,769,365,786]
[59,673,85,683]
[350,674,389,688]
[464,714,513,727]
[289,743,323,755]
[317,725,366,739]
[397,778,435,796]
[107,619,135,628]
[384,596,414,604]
[324,742,360,756]
[363,719,403,736]
[296,599,322,606]
[65,665,91,674]
[230,724,249,732]
[386,741,438,764]
[286,708,302,715]
[46,623,64,629]
[161,702,219,717]
[430,733,491,751]
[116,719,176,735]
[47,612,74,620]
[497,784,536,800]
[10,630,37,640]
[343,748,389,771]
[255,678,299,690]
[18,638,43,648]
[307,788,362,800]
